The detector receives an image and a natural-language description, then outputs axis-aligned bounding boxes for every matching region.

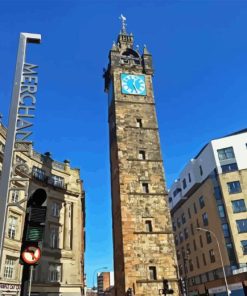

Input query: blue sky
[1,0,247,287]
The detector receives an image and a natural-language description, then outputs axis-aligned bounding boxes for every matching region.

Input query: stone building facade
[169,129,247,296]
[0,122,85,296]
[104,24,179,296]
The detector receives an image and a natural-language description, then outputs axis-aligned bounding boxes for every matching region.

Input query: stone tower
[104,17,179,296]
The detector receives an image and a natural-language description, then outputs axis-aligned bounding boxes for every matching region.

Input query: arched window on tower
[120,49,141,65]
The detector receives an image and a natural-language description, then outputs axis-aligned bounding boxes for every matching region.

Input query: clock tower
[104,16,179,296]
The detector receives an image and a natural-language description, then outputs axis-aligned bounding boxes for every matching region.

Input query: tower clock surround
[104,16,179,296]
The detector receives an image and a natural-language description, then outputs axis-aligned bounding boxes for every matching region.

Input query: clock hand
[132,79,138,93]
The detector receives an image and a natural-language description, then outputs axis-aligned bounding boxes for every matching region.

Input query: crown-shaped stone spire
[119,14,127,34]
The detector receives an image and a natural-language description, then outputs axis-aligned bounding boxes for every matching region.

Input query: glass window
[188,207,191,219]
[136,118,143,128]
[202,213,208,226]
[177,250,181,260]
[189,259,193,271]
[236,219,247,233]
[194,202,197,214]
[186,243,191,255]
[3,257,15,279]
[232,199,246,213]
[179,232,184,243]
[217,147,235,160]
[214,187,222,200]
[138,150,146,160]
[209,249,215,263]
[199,196,205,209]
[145,220,152,232]
[199,165,203,176]
[142,183,149,193]
[191,224,194,235]
[227,181,241,194]
[217,205,226,218]
[193,239,197,251]
[11,190,19,203]
[206,231,212,244]
[149,266,157,280]
[241,240,247,255]
[221,163,238,173]
[182,178,187,189]
[8,216,17,239]
[181,213,186,224]
[177,217,181,228]
[32,166,45,181]
[222,223,230,237]
[200,235,203,247]
[51,202,60,217]
[184,228,189,240]
[226,243,236,262]
[202,253,206,265]
[188,173,191,183]
[50,226,59,249]
[172,222,176,232]
[196,256,200,269]
[175,235,178,246]
[16,156,26,164]
[49,264,61,282]
[51,175,65,188]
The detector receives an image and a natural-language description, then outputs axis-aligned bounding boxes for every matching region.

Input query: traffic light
[20,188,47,265]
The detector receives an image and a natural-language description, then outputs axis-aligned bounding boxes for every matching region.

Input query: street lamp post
[92,266,108,291]
[196,227,231,296]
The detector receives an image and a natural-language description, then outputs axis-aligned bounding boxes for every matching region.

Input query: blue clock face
[121,74,146,96]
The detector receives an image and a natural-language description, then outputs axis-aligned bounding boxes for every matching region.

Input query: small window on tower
[145,220,153,232]
[138,150,146,160]
[149,266,157,280]
[142,183,149,193]
[136,118,143,128]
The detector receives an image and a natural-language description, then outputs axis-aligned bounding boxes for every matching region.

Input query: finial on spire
[119,14,127,34]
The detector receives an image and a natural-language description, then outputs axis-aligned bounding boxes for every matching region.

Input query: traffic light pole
[28,265,34,296]
[0,33,41,267]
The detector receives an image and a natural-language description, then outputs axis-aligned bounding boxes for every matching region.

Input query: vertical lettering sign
[0,33,41,265]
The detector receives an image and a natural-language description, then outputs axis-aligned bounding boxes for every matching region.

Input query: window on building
[188,173,191,183]
[241,240,247,255]
[217,147,235,160]
[49,264,61,282]
[145,220,153,232]
[199,196,205,209]
[32,166,45,181]
[188,207,191,219]
[193,239,197,251]
[177,217,181,228]
[186,243,191,255]
[214,187,222,200]
[182,178,187,189]
[189,259,193,271]
[177,250,181,260]
[232,199,246,213]
[50,226,59,249]
[196,218,200,228]
[179,232,184,243]
[16,156,26,164]
[202,253,206,265]
[199,165,203,176]
[11,190,19,203]
[236,219,247,233]
[136,118,143,128]
[226,243,236,262]
[206,231,212,244]
[181,213,186,224]
[175,235,178,246]
[178,265,183,276]
[8,216,17,239]
[196,256,200,269]
[202,213,208,226]
[173,188,181,197]
[221,163,238,173]
[51,202,60,217]
[199,235,203,248]
[51,175,65,188]
[3,257,15,279]
[222,223,230,237]
[149,266,157,280]
[191,224,194,235]
[142,183,149,193]
[172,222,176,232]
[194,203,197,214]
[217,205,226,218]
[227,181,241,194]
[184,228,189,240]
[138,150,146,160]
[209,249,216,263]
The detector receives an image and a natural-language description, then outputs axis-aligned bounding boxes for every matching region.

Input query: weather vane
[119,14,127,34]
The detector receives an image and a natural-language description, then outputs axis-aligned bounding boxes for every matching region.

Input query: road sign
[21,245,41,265]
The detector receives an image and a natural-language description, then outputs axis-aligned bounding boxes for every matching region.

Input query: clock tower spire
[104,17,179,296]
